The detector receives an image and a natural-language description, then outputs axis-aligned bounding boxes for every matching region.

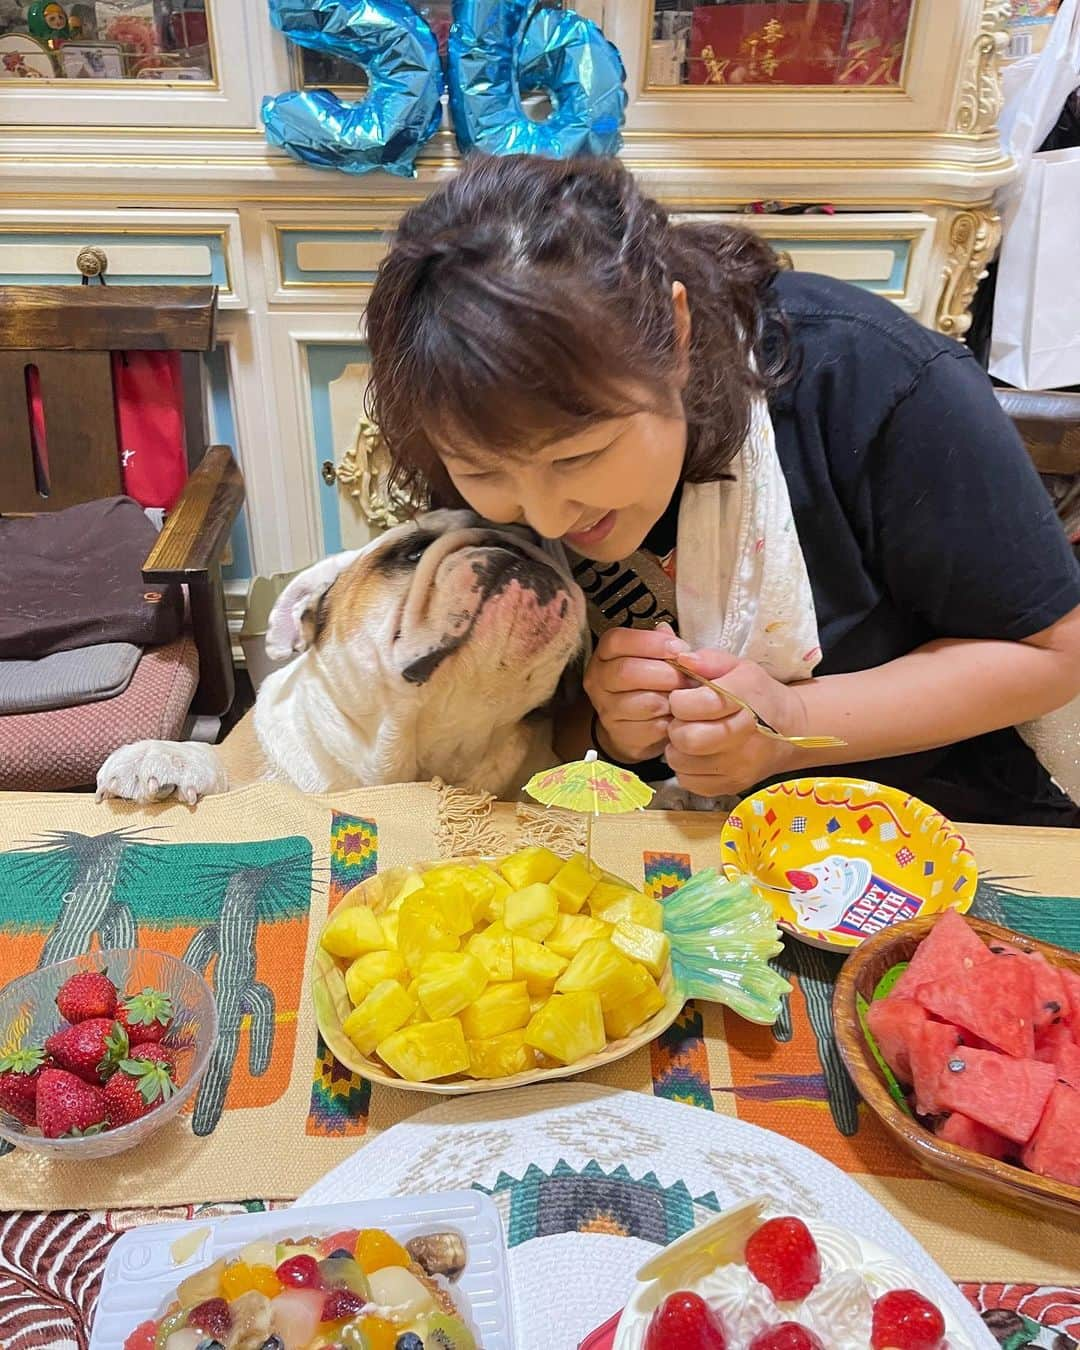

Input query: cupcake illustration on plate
[783,856,922,940]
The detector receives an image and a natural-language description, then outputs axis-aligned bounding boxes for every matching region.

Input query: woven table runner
[0,781,1077,1347]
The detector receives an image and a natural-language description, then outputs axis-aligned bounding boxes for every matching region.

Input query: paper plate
[311,858,686,1096]
[720,778,977,952]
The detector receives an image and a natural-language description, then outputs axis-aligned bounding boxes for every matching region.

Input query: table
[0,781,1076,1348]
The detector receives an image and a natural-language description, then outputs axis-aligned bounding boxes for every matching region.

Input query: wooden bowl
[834,913,1080,1220]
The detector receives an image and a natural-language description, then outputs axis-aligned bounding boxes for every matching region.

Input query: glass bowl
[0,948,217,1159]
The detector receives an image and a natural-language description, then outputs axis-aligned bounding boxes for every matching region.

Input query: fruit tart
[124,1224,478,1350]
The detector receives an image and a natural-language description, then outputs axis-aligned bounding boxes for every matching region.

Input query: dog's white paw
[96,741,227,806]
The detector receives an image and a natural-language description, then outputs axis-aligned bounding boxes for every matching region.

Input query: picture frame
[0,32,56,78]
[58,38,124,78]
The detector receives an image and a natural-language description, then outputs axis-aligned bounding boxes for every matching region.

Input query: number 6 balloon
[262,0,444,177]
[448,0,627,158]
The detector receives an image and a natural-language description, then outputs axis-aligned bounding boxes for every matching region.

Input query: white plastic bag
[990,0,1080,391]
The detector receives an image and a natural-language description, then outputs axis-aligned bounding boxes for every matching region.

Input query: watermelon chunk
[865,997,927,1084]
[1021,952,1069,1033]
[1062,969,1080,1022]
[1050,1042,1080,1090]
[887,909,992,1001]
[1035,1021,1075,1064]
[936,1046,1056,1144]
[914,957,1036,1060]
[935,1111,1013,1161]
[909,1020,963,1116]
[1022,1082,1080,1186]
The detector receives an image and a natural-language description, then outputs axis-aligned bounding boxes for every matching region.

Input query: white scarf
[674,395,1080,806]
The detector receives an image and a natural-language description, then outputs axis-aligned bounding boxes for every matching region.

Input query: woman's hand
[583,625,689,763]
[666,649,808,796]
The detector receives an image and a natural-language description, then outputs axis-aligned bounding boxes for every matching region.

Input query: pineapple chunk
[345,949,408,1006]
[604,970,667,1040]
[504,883,559,942]
[466,922,514,982]
[555,938,651,1012]
[467,1029,534,1079]
[321,904,388,959]
[380,910,400,950]
[550,853,601,913]
[611,920,670,980]
[378,1017,469,1081]
[398,894,460,974]
[545,913,612,960]
[476,865,512,923]
[524,991,605,1064]
[342,979,416,1055]
[591,893,664,932]
[585,880,639,915]
[416,951,489,1020]
[460,980,531,1039]
[429,864,498,923]
[498,846,562,891]
[384,871,426,913]
[512,936,569,997]
[413,882,473,938]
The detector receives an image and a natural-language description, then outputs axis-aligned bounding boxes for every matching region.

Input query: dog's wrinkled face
[265,511,585,732]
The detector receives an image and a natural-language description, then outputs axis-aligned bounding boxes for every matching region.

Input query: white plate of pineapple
[311,847,792,1092]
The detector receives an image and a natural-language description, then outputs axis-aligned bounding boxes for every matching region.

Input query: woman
[365,154,1080,825]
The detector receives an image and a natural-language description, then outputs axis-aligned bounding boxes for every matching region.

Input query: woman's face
[440,402,687,562]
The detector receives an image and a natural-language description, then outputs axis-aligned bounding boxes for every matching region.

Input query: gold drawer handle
[76,245,108,279]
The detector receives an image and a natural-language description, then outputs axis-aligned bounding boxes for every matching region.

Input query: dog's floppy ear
[264,550,362,660]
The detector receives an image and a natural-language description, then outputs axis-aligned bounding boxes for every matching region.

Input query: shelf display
[0,0,212,80]
[649,0,915,89]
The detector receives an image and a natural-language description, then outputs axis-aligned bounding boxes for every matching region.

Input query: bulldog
[96,511,586,806]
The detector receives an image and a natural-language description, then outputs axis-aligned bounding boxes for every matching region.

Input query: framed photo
[0,32,56,78]
[59,38,124,77]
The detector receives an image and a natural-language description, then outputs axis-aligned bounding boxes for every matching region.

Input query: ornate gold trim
[935,206,1000,336]
[955,0,1009,135]
[335,416,419,528]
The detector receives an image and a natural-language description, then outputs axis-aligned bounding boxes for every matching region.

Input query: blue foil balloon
[263,0,444,177]
[448,0,626,158]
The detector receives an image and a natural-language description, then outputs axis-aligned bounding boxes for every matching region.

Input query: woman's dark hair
[365,154,783,508]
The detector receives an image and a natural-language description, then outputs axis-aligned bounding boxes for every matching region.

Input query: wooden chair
[0,284,244,790]
[995,386,1080,476]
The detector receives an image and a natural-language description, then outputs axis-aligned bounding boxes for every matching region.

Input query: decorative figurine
[27,1,71,46]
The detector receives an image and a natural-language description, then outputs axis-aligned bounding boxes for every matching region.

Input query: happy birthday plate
[719,778,977,953]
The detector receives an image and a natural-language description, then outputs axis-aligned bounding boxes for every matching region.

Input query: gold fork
[666,655,849,751]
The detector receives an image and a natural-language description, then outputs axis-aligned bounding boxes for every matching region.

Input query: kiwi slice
[422,1313,477,1350]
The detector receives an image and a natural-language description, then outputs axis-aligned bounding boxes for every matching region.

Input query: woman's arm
[664,605,1080,796]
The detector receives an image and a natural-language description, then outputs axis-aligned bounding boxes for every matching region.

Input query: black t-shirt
[642,271,1080,824]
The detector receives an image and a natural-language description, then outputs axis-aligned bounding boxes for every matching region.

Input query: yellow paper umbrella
[524,749,654,863]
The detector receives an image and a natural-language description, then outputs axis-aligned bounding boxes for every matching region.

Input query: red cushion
[0,633,198,791]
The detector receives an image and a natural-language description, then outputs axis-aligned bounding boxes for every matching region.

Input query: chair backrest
[0,285,216,515]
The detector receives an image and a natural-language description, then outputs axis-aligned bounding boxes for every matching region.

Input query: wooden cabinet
[0,0,1015,612]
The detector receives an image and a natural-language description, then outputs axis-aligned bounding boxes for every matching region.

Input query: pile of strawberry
[0,969,178,1139]
[643,1217,948,1350]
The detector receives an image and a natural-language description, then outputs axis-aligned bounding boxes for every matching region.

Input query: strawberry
[0,1047,47,1125]
[644,1292,728,1350]
[103,1056,177,1127]
[115,987,173,1045]
[128,1043,176,1078]
[187,1297,232,1340]
[321,1288,367,1322]
[56,970,118,1024]
[35,1068,107,1138]
[749,1325,825,1350]
[744,1218,821,1302]
[871,1290,946,1350]
[45,1018,128,1085]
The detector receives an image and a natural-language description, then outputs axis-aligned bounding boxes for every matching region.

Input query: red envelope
[689,3,847,85]
[578,1311,622,1350]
